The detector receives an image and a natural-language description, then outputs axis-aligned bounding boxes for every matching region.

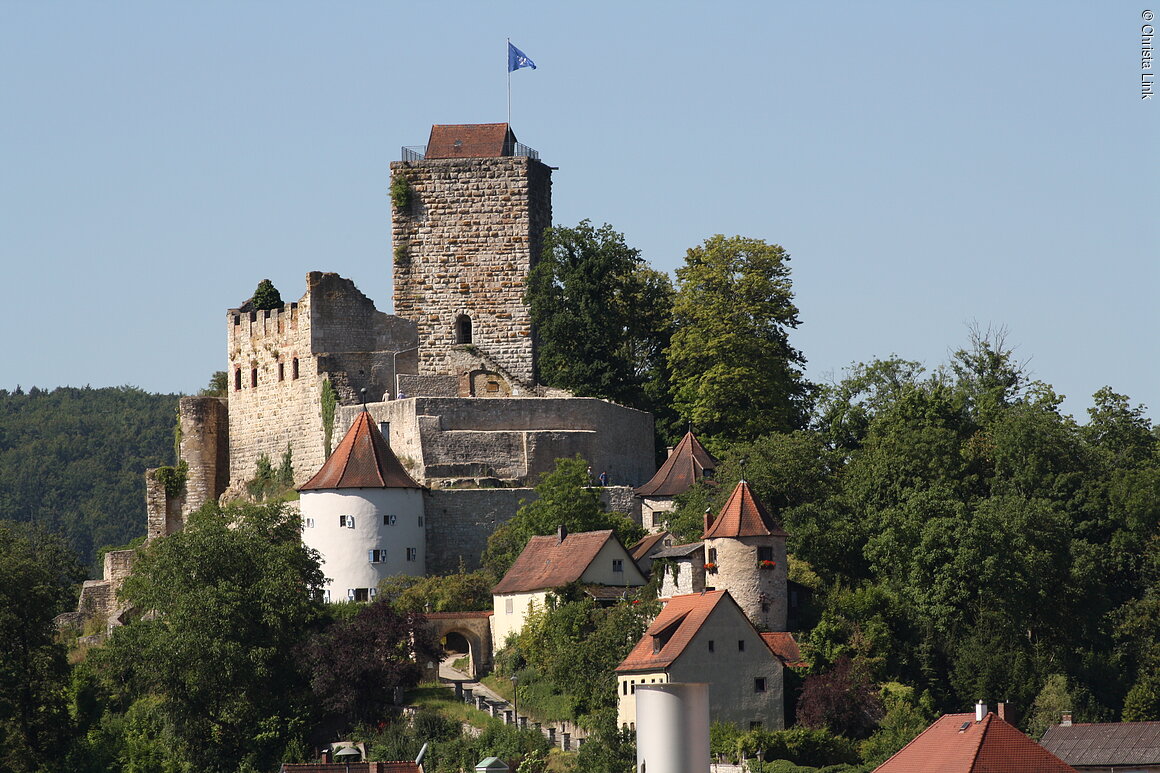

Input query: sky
[2,1,1156,422]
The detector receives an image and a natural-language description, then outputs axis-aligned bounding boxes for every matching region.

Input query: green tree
[93,502,326,772]
[482,457,643,578]
[1028,674,1073,738]
[199,371,229,397]
[249,279,283,311]
[0,521,84,772]
[379,566,495,613]
[525,221,674,411]
[668,235,814,444]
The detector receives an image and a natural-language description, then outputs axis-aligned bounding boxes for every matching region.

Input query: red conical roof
[635,431,718,497]
[299,411,421,490]
[703,480,787,539]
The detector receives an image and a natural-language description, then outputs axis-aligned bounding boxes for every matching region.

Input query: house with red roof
[614,590,785,732]
[635,431,717,532]
[298,410,424,603]
[874,708,1077,772]
[490,527,646,652]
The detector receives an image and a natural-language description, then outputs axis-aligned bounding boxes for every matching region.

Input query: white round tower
[299,410,425,602]
[702,480,788,631]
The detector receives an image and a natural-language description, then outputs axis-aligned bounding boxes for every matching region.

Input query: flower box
[759,560,777,570]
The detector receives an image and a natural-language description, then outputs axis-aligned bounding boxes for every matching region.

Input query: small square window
[505,598,514,614]
[340,515,355,528]
[384,514,397,525]
[303,517,315,529]
[738,640,745,652]
[755,678,766,693]
[613,559,624,573]
[277,362,285,381]
[418,515,424,527]
[368,549,387,563]
[758,546,774,562]
[322,590,331,603]
[406,547,417,562]
[708,640,715,652]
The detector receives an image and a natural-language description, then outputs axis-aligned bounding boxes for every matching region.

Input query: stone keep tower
[703,480,789,632]
[390,124,553,385]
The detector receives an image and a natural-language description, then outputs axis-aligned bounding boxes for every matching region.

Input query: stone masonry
[390,156,552,385]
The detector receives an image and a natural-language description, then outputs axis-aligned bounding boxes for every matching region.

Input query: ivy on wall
[321,379,338,457]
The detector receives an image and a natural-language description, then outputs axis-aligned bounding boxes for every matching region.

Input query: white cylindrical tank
[635,683,709,773]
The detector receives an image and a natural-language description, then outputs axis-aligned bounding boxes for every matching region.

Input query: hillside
[0,385,179,571]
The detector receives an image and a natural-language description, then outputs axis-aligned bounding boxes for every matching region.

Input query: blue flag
[508,42,536,72]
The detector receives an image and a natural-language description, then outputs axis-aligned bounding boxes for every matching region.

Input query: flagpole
[506,37,511,125]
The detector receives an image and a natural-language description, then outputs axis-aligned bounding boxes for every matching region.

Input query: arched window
[453,314,473,344]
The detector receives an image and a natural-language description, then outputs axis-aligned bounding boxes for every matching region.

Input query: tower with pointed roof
[703,480,789,631]
[635,431,718,532]
[390,123,552,388]
[298,410,425,602]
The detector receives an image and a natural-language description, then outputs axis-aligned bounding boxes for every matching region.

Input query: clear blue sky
[2,1,1155,421]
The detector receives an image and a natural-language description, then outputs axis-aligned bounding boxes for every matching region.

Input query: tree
[0,521,84,772]
[249,279,283,311]
[525,221,674,410]
[796,656,885,739]
[94,502,326,772]
[668,235,814,444]
[482,456,643,578]
[303,600,439,726]
[199,370,229,397]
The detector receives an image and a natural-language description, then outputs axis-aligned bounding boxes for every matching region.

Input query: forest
[0,223,1155,772]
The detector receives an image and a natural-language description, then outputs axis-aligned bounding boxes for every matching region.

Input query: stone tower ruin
[390,123,552,386]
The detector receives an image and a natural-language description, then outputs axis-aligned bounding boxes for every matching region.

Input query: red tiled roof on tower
[703,480,787,539]
[424,123,518,159]
[492,530,618,595]
[636,431,718,497]
[873,712,1077,773]
[299,411,421,491]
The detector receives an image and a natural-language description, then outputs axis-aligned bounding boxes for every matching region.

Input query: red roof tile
[629,532,671,561]
[703,480,787,539]
[299,411,422,490]
[425,123,517,159]
[636,432,718,497]
[492,530,618,594]
[874,713,1077,773]
[616,590,765,673]
[761,632,806,667]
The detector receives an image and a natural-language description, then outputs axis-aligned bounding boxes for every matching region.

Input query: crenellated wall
[390,156,552,384]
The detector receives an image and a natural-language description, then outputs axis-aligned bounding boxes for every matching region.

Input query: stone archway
[422,612,493,679]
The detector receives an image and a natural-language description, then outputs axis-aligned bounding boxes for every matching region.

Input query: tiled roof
[629,532,671,561]
[1040,720,1160,766]
[299,411,422,491]
[491,530,617,595]
[617,590,760,673]
[636,431,718,496]
[703,480,787,539]
[761,632,806,667]
[650,542,704,559]
[280,764,421,773]
[425,123,517,159]
[422,611,493,620]
[874,713,1077,773]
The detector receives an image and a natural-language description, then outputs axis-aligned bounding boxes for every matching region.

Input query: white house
[298,410,425,602]
[491,526,646,653]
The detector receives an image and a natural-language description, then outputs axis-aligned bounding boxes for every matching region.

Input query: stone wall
[390,156,552,384]
[145,468,183,541]
[178,396,228,515]
[225,272,419,495]
[424,488,533,573]
[707,535,787,632]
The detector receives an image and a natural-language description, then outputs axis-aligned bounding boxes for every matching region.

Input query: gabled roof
[874,713,1077,773]
[425,123,517,159]
[636,431,718,497]
[492,530,622,595]
[703,480,787,539]
[617,590,769,673]
[299,411,422,491]
[761,632,806,667]
[650,542,704,560]
[1040,720,1160,767]
[629,532,671,561]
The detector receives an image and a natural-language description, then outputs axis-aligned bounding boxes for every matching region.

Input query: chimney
[1060,713,1072,727]
[975,700,987,722]
[666,446,675,458]
[703,507,714,534]
[557,524,567,544]
[997,701,1014,724]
